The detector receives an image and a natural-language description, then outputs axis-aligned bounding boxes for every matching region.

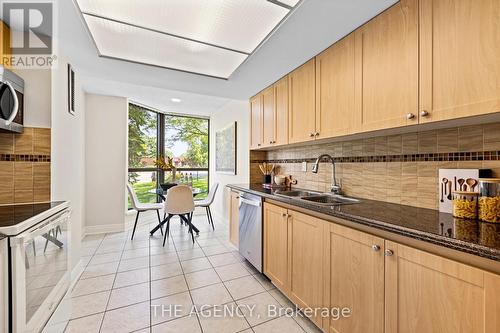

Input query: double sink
[274,190,360,206]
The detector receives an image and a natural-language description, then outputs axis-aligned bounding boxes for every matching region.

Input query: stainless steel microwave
[0,66,24,133]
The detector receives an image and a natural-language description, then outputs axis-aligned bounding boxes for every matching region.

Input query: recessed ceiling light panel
[84,14,248,79]
[76,0,301,78]
[170,98,182,103]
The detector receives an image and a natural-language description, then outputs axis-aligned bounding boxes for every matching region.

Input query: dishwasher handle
[240,198,261,207]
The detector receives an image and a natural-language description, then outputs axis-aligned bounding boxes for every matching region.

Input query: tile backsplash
[250,123,500,210]
[0,127,51,205]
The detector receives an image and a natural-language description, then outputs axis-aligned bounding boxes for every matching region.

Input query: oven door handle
[4,81,19,126]
[240,198,261,207]
[10,209,71,246]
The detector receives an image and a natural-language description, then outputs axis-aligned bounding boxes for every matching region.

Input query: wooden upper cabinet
[274,76,289,146]
[419,0,500,123]
[288,59,316,143]
[288,209,324,327]
[250,94,263,149]
[385,241,500,333]
[0,21,11,69]
[353,0,419,132]
[316,34,356,139]
[262,86,275,148]
[263,203,289,291]
[324,224,385,333]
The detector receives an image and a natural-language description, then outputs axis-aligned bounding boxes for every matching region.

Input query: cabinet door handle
[372,245,381,252]
[406,113,415,120]
[257,143,261,147]
[282,213,287,217]
[315,132,320,137]
[420,110,429,117]
[385,249,394,257]
[309,133,315,137]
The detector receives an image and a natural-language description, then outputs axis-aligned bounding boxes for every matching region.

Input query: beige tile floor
[59,211,323,333]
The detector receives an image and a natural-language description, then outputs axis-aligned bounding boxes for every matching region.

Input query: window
[128,103,209,208]
[128,104,159,206]
[164,115,209,196]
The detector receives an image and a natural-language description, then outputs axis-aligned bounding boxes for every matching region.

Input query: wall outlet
[301,162,307,172]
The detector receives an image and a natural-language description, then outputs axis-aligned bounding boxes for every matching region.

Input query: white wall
[51,53,86,273]
[209,100,250,222]
[85,93,128,233]
[13,69,52,128]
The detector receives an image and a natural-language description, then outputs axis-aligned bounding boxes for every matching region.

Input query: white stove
[0,201,71,333]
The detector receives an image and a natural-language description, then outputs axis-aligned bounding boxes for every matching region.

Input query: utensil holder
[263,175,272,184]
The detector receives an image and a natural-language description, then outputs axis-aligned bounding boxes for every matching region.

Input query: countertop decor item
[478,178,500,223]
[438,169,491,214]
[452,191,479,219]
[259,162,275,184]
[215,121,237,175]
[274,174,286,186]
[155,155,177,180]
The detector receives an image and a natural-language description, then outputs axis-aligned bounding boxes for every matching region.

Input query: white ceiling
[83,77,230,117]
[58,0,397,113]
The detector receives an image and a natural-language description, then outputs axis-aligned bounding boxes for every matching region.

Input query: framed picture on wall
[216,121,237,175]
[68,64,75,115]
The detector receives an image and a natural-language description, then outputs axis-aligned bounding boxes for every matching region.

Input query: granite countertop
[227,184,500,261]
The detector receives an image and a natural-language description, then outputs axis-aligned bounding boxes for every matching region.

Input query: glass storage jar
[452,191,479,219]
[478,178,500,223]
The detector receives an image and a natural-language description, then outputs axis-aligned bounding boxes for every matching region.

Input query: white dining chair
[194,183,219,230]
[127,184,164,240]
[161,185,196,245]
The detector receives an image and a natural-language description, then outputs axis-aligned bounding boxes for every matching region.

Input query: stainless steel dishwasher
[238,192,262,272]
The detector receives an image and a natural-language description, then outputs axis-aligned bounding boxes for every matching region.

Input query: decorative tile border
[251,151,500,164]
[0,154,51,162]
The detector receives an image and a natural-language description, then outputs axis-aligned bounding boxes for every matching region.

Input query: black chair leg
[131,212,140,240]
[205,207,211,226]
[179,214,195,244]
[188,214,195,243]
[156,210,163,236]
[207,206,215,230]
[163,214,172,246]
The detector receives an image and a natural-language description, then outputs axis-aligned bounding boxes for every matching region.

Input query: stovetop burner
[0,201,66,230]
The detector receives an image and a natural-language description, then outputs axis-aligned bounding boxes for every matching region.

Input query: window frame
[128,102,210,204]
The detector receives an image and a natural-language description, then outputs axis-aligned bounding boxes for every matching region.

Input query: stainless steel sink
[274,190,322,198]
[301,194,360,205]
[274,189,360,206]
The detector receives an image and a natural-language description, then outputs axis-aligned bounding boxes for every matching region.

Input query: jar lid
[479,178,500,183]
[452,191,479,196]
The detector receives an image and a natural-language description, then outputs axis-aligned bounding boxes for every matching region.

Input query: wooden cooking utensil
[457,178,465,191]
[447,181,452,200]
[466,178,478,191]
[440,183,445,202]
[442,178,450,200]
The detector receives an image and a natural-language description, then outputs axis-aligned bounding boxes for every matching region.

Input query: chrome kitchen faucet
[312,154,342,195]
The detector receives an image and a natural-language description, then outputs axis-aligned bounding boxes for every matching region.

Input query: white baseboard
[84,223,125,235]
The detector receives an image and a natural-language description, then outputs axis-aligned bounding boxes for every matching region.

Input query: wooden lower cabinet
[323,223,385,333]
[385,241,500,333]
[262,203,500,333]
[229,191,240,247]
[263,203,289,291]
[288,210,325,327]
